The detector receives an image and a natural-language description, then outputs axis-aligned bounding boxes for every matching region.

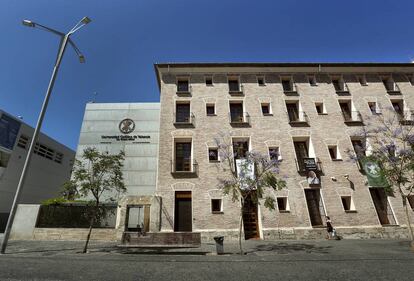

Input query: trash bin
[213,236,224,255]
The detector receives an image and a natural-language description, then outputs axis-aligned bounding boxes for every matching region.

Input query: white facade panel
[75,103,160,199]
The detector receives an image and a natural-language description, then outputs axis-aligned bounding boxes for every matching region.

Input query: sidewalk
[1,238,413,259]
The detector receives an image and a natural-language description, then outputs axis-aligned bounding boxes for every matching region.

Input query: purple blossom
[407,135,414,145]
[392,128,403,137]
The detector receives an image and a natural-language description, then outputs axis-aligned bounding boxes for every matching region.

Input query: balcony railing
[399,110,414,125]
[335,86,350,96]
[171,159,198,178]
[342,110,363,125]
[385,84,401,95]
[229,112,250,126]
[287,111,310,127]
[176,85,192,96]
[283,85,298,96]
[174,112,195,127]
[229,84,244,96]
[295,157,323,174]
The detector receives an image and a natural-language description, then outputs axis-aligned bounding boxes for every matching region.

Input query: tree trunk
[402,196,414,250]
[239,197,244,255]
[83,207,97,253]
[239,206,243,255]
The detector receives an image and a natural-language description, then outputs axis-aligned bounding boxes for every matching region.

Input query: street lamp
[0,17,91,254]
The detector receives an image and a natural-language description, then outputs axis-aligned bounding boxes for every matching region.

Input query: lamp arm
[33,22,65,36]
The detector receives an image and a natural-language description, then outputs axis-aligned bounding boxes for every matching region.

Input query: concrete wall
[155,64,414,239]
[9,204,40,240]
[76,103,160,199]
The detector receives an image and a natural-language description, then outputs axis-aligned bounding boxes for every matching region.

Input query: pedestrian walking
[326,216,334,239]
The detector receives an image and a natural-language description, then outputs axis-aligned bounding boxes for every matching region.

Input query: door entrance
[294,141,308,171]
[233,141,249,159]
[242,194,259,239]
[305,189,324,227]
[174,191,192,232]
[287,103,299,122]
[125,205,150,233]
[370,188,397,225]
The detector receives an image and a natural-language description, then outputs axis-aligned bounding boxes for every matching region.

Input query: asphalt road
[0,239,413,281]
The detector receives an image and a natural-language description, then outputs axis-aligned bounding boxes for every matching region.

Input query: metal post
[0,35,69,254]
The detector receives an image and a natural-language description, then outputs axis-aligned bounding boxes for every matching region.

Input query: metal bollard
[213,236,224,255]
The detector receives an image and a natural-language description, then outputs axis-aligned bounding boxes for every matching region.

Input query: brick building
[154,63,414,241]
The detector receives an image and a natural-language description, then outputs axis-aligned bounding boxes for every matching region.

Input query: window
[205,76,213,86]
[174,140,192,172]
[261,103,271,115]
[332,77,348,92]
[175,103,191,123]
[17,135,63,164]
[206,104,215,116]
[277,197,289,212]
[286,102,306,123]
[257,76,265,86]
[211,199,223,213]
[308,75,317,86]
[315,103,326,115]
[408,195,414,211]
[391,100,404,116]
[55,152,64,164]
[0,151,11,168]
[358,75,368,86]
[339,101,356,122]
[230,102,245,123]
[368,102,380,115]
[332,79,341,91]
[17,135,29,149]
[286,103,299,121]
[208,148,219,162]
[293,140,309,172]
[177,79,189,93]
[34,143,55,160]
[328,145,341,160]
[407,74,414,86]
[382,76,397,92]
[351,139,366,157]
[228,78,240,92]
[386,144,396,158]
[281,77,294,92]
[269,147,281,161]
[341,196,356,212]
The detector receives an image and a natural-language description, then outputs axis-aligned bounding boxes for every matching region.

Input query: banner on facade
[361,157,389,188]
[236,159,255,190]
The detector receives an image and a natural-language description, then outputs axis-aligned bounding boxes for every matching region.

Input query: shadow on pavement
[249,242,332,255]
[94,247,210,256]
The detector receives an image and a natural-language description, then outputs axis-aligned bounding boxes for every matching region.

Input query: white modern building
[75,103,160,197]
[0,109,75,232]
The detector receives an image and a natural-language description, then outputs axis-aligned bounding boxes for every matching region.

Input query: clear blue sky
[1,0,414,150]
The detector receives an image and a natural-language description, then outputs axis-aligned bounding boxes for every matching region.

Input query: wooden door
[305,189,323,227]
[230,103,243,122]
[370,188,396,225]
[174,191,192,232]
[175,142,191,171]
[233,141,249,159]
[340,103,352,120]
[176,103,190,123]
[242,194,259,239]
[294,141,308,171]
[287,104,299,121]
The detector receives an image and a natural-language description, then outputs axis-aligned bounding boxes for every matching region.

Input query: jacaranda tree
[350,108,414,250]
[214,133,286,254]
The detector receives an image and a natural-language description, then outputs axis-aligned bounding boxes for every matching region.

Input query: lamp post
[0,17,91,254]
